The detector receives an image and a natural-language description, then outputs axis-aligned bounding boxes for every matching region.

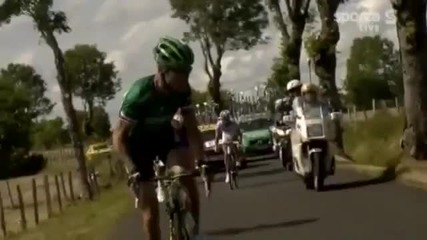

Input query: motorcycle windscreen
[302,104,329,138]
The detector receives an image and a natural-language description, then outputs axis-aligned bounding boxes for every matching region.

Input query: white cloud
[105,50,126,72]
[13,50,35,65]
[0,0,397,122]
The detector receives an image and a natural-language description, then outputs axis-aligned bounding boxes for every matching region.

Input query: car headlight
[306,124,323,137]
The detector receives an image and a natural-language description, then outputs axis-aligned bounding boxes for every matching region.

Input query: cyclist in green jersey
[112,36,206,240]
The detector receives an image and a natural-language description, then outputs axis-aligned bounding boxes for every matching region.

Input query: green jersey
[119,75,192,142]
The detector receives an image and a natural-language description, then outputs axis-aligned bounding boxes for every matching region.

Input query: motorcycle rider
[274,79,303,119]
[272,79,302,150]
[214,110,243,183]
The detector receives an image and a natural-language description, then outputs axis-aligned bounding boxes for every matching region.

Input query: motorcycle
[289,103,342,191]
[271,116,294,171]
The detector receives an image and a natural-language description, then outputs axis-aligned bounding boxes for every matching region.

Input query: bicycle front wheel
[170,206,190,240]
[230,154,239,189]
[169,181,192,240]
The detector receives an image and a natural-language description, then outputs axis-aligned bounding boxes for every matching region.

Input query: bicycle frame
[224,141,239,189]
[127,158,210,240]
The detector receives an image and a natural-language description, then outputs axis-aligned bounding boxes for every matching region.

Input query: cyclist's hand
[127,171,140,187]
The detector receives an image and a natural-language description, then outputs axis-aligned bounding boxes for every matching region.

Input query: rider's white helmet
[286,79,302,92]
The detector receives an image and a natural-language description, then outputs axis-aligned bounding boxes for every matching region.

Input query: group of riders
[112,36,330,240]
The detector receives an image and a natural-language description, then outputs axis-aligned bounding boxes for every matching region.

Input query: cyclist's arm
[112,119,134,170]
[112,81,145,170]
[215,121,222,146]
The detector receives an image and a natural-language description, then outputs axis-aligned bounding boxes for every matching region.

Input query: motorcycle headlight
[276,129,285,136]
[306,124,323,137]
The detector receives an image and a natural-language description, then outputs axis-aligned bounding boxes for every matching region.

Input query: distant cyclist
[214,110,243,183]
[112,36,206,240]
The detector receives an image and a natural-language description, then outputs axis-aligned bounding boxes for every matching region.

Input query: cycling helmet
[286,79,302,92]
[301,83,318,95]
[153,36,194,72]
[219,110,231,121]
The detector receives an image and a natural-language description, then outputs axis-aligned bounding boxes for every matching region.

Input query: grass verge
[6,184,132,240]
[343,109,404,167]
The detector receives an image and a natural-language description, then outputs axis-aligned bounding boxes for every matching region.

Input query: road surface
[109,158,427,239]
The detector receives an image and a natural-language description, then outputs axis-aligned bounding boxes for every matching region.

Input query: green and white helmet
[154,36,194,72]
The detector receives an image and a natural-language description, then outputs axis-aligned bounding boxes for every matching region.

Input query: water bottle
[155,158,166,202]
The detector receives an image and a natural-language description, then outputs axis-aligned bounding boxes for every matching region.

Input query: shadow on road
[239,167,284,179]
[325,167,397,191]
[205,218,318,236]
[241,178,299,189]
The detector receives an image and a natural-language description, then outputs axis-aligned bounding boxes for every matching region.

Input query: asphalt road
[109,158,427,240]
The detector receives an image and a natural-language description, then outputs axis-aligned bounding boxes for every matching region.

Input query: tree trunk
[208,66,222,114]
[393,0,427,159]
[282,21,305,80]
[44,31,94,199]
[312,0,343,149]
[269,0,310,81]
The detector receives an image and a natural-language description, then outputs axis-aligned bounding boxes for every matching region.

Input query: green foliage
[71,106,111,142]
[32,117,70,149]
[169,0,268,107]
[0,76,33,154]
[344,110,403,167]
[0,63,54,117]
[0,75,47,178]
[64,44,121,107]
[191,88,209,105]
[0,0,71,35]
[344,35,402,108]
[170,0,268,50]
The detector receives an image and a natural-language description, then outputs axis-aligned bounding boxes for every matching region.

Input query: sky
[0,0,397,125]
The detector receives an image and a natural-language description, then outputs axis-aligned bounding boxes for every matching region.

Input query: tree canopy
[64,44,121,109]
[344,35,402,108]
[0,63,54,118]
[169,0,269,110]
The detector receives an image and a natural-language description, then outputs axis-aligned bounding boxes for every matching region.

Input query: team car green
[238,113,274,155]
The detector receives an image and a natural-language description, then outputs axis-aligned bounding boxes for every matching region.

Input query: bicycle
[128,157,211,240]
[223,141,240,190]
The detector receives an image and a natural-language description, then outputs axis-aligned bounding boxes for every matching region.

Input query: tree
[344,35,402,108]
[191,88,209,105]
[0,63,54,118]
[0,0,93,199]
[169,0,269,111]
[64,44,121,131]
[391,0,427,159]
[267,0,313,81]
[32,117,70,149]
[304,0,348,150]
[0,75,33,158]
[90,106,112,141]
[304,0,348,111]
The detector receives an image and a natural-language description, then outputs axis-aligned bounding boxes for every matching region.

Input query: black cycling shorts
[127,129,189,181]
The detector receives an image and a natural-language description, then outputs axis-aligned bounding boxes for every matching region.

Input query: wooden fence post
[68,171,75,202]
[43,175,52,218]
[6,181,15,208]
[0,192,7,237]
[54,175,62,212]
[59,172,69,201]
[16,185,27,230]
[31,179,39,225]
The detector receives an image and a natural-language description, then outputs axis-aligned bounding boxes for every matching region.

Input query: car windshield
[93,144,108,151]
[239,118,272,132]
[201,129,216,142]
